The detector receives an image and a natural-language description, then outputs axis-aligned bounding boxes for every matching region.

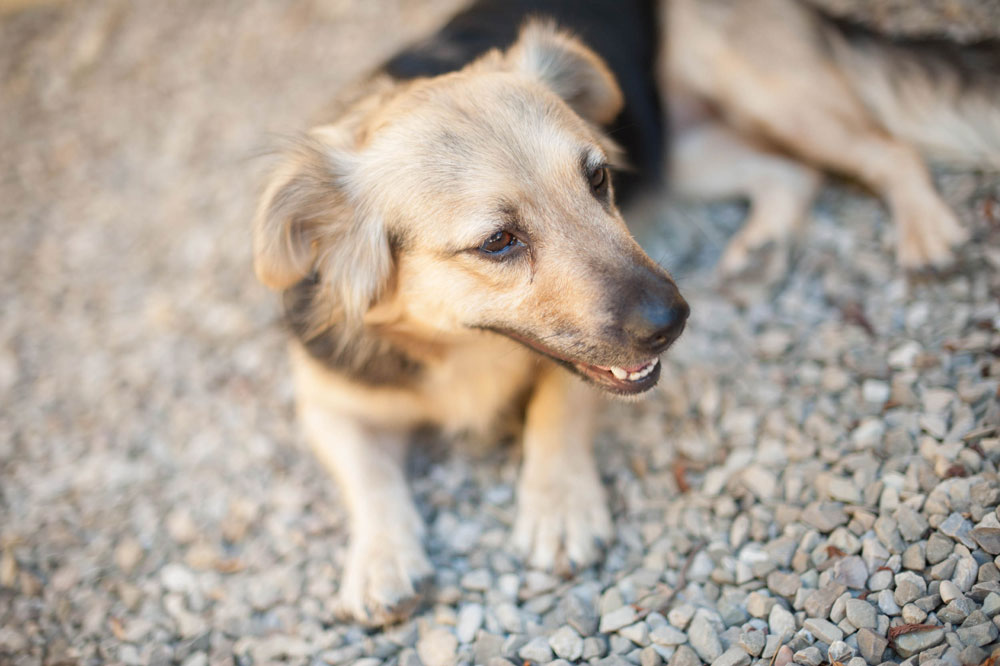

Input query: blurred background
[2,2,998,666]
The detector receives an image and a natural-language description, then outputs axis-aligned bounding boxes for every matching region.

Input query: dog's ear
[509,20,624,126]
[253,130,391,325]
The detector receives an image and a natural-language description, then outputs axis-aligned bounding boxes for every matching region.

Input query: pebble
[548,626,584,661]
[518,636,554,664]
[417,628,458,666]
[939,513,976,548]
[651,626,688,647]
[926,533,954,564]
[939,580,962,604]
[713,646,751,666]
[738,629,765,657]
[769,605,797,638]
[803,617,843,644]
[599,606,638,634]
[831,556,868,590]
[456,603,483,644]
[688,611,724,663]
[856,628,888,664]
[793,646,823,666]
[844,599,876,630]
[893,627,944,658]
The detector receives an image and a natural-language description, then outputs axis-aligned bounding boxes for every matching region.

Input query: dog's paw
[896,196,969,271]
[512,469,613,573]
[334,533,432,626]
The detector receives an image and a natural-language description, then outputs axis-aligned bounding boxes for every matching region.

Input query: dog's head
[254,20,687,395]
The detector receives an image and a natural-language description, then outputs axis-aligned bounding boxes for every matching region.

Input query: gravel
[3,1,1000,665]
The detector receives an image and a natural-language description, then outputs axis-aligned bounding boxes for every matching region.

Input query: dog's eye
[589,165,609,197]
[480,230,521,255]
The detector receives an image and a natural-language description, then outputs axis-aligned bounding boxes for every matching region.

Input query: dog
[252,0,685,626]
[663,0,999,279]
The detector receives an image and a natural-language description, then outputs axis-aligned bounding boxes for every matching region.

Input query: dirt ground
[2,2,999,666]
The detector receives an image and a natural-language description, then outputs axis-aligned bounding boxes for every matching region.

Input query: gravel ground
[2,2,1000,666]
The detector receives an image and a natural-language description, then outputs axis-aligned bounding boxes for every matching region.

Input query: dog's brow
[580,148,608,172]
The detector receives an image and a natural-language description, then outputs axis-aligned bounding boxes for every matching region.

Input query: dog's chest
[419,335,538,435]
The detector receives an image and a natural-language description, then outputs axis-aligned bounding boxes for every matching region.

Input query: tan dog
[664,0,999,278]
[253,19,687,625]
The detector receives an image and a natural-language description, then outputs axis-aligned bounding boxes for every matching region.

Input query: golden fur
[253,20,686,626]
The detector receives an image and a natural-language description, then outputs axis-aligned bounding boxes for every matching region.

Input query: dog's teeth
[610,367,628,380]
[628,370,642,381]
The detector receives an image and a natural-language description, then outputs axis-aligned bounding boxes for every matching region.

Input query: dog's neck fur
[284,273,425,387]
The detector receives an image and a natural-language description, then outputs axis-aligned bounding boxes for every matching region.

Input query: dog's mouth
[486,328,661,395]
[572,357,661,394]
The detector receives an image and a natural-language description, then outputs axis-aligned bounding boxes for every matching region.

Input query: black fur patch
[384,0,664,207]
[284,274,423,387]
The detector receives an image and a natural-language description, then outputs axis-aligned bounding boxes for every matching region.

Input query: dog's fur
[664,0,1000,278]
[254,1,685,626]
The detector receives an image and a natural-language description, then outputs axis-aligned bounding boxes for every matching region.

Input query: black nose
[624,286,689,353]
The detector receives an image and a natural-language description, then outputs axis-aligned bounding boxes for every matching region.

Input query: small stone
[805,584,847,618]
[600,606,638,634]
[803,618,843,644]
[713,646,751,666]
[620,622,650,647]
[939,580,962,604]
[857,628,888,664]
[955,621,998,647]
[768,572,802,598]
[689,611,724,663]
[802,502,848,533]
[651,626,688,647]
[938,596,975,624]
[518,637,554,664]
[563,593,598,636]
[877,589,901,615]
[738,629,765,657]
[953,555,978,591]
[971,515,1000,555]
[895,506,930,542]
[793,646,823,666]
[747,592,777,619]
[456,604,484,644]
[901,603,928,624]
[982,592,1000,617]
[670,645,701,666]
[845,599,877,630]
[832,556,868,589]
[893,627,944,658]
[828,640,854,662]
[862,379,890,404]
[925,533,953,564]
[641,646,663,666]
[902,543,925,571]
[894,571,928,605]
[774,645,794,666]
[417,628,458,666]
[583,636,608,660]
[868,569,893,591]
[769,604,797,638]
[940,513,976,549]
[549,626,584,661]
[668,604,696,630]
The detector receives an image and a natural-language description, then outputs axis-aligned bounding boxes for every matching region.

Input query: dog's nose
[624,285,689,353]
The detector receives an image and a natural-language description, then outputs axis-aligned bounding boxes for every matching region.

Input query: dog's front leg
[514,363,613,572]
[299,403,431,626]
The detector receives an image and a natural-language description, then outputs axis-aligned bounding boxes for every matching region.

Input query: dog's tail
[826,19,1000,169]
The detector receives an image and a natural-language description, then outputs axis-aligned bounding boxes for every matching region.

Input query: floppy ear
[252,130,392,326]
[509,19,624,126]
